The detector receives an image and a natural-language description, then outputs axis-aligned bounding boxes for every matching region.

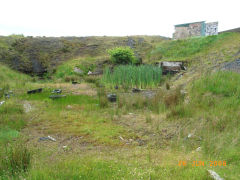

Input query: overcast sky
[0,0,239,37]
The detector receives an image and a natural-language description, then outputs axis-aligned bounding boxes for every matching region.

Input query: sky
[0,0,239,38]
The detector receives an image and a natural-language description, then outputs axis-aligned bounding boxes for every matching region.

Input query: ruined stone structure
[173,21,218,39]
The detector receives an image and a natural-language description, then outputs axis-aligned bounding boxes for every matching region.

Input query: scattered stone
[52,89,62,94]
[132,88,141,93]
[49,95,66,99]
[207,170,224,180]
[0,101,5,106]
[72,81,78,85]
[74,67,84,75]
[27,88,43,94]
[38,136,56,142]
[107,94,117,102]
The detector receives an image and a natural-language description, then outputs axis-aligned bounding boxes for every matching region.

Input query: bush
[108,47,137,65]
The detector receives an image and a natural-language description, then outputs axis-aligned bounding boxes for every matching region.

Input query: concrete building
[173,21,218,39]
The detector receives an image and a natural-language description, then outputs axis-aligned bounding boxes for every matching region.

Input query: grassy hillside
[1,33,240,179]
[0,35,168,75]
[149,32,240,63]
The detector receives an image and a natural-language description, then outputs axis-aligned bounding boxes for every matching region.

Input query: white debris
[47,136,56,142]
[119,136,124,141]
[188,133,192,138]
[87,71,93,75]
[23,102,32,113]
[0,101,5,106]
[196,147,201,152]
[63,145,68,149]
[208,170,224,180]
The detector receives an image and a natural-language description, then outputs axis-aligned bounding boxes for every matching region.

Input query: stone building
[173,21,218,39]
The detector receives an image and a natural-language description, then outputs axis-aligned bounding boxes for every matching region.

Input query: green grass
[102,65,162,89]
[2,33,240,179]
[0,63,30,89]
[164,71,240,179]
[150,33,233,61]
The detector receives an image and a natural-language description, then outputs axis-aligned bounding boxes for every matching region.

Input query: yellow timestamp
[178,160,227,167]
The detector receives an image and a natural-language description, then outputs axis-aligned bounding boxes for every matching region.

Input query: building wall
[173,21,218,39]
[205,22,218,36]
[173,22,203,39]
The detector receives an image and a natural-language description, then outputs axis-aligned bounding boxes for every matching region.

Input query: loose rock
[27,88,43,94]
[52,89,62,94]
[107,94,117,102]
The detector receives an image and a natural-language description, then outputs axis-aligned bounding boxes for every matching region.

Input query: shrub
[108,47,137,65]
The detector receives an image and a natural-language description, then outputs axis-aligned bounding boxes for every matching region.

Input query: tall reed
[102,65,162,89]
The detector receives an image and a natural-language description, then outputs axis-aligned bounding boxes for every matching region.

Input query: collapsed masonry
[173,21,218,39]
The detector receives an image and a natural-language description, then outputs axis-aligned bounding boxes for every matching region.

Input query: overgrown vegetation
[1,32,240,179]
[102,65,162,89]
